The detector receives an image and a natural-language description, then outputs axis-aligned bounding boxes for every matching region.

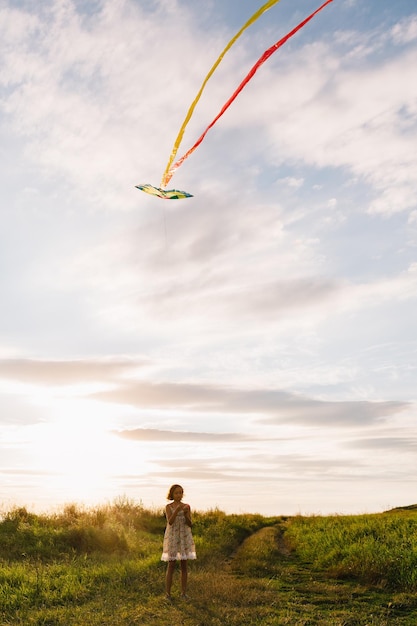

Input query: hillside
[1,503,417,624]
[387,504,417,512]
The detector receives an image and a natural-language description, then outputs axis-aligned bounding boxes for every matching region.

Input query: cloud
[276,176,304,189]
[93,380,408,426]
[3,1,415,351]
[0,394,45,425]
[0,355,409,432]
[114,428,249,442]
[220,278,338,321]
[218,25,417,215]
[2,0,415,220]
[52,221,417,343]
[0,0,226,210]
[259,399,408,427]
[0,468,52,476]
[156,276,337,318]
[0,358,144,386]
[139,448,412,485]
[391,17,417,45]
[345,437,417,451]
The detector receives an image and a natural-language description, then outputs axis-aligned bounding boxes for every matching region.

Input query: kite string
[160,0,283,188]
[163,0,334,188]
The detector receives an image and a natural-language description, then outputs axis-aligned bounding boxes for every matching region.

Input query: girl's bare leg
[180,560,188,595]
[166,561,176,596]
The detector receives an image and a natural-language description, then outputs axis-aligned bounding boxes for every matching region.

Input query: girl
[161,484,196,601]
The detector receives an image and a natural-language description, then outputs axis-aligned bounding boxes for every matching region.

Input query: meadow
[1,499,417,625]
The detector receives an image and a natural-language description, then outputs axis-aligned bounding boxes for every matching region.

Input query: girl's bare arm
[183,504,192,528]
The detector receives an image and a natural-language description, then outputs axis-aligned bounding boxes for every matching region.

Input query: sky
[0,0,416,517]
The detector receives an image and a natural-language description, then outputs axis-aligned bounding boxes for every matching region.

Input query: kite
[137,0,333,198]
[135,184,193,200]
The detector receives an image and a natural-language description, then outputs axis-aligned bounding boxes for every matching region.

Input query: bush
[0,501,163,561]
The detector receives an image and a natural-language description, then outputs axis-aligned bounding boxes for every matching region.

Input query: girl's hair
[167,484,183,500]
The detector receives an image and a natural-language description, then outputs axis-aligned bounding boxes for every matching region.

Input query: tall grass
[0,500,281,625]
[2,501,417,624]
[0,502,272,564]
[0,498,167,560]
[285,511,417,589]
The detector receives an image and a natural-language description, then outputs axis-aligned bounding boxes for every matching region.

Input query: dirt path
[138,522,416,625]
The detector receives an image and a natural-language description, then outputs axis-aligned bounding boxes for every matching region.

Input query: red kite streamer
[161,0,333,188]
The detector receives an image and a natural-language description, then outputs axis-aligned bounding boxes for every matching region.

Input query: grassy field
[1,500,417,625]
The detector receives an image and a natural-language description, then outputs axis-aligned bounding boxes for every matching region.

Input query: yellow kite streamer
[160,0,283,188]
[162,0,333,188]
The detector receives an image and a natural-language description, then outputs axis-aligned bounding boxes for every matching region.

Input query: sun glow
[28,397,152,505]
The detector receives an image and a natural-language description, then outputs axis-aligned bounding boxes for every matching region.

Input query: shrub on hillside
[0,502,163,561]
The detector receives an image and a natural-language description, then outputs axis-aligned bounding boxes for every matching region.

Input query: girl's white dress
[161,504,197,562]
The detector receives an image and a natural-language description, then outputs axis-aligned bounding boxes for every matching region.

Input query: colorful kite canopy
[135,184,193,200]
[136,0,333,198]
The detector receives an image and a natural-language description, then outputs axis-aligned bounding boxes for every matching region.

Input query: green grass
[1,501,417,624]
[285,512,417,589]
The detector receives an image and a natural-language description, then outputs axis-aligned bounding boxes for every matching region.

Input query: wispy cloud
[0,0,223,208]
[0,358,145,385]
[225,25,417,215]
[345,437,417,451]
[94,380,408,426]
[391,17,417,45]
[114,428,249,442]
[2,1,415,217]
[2,356,405,431]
